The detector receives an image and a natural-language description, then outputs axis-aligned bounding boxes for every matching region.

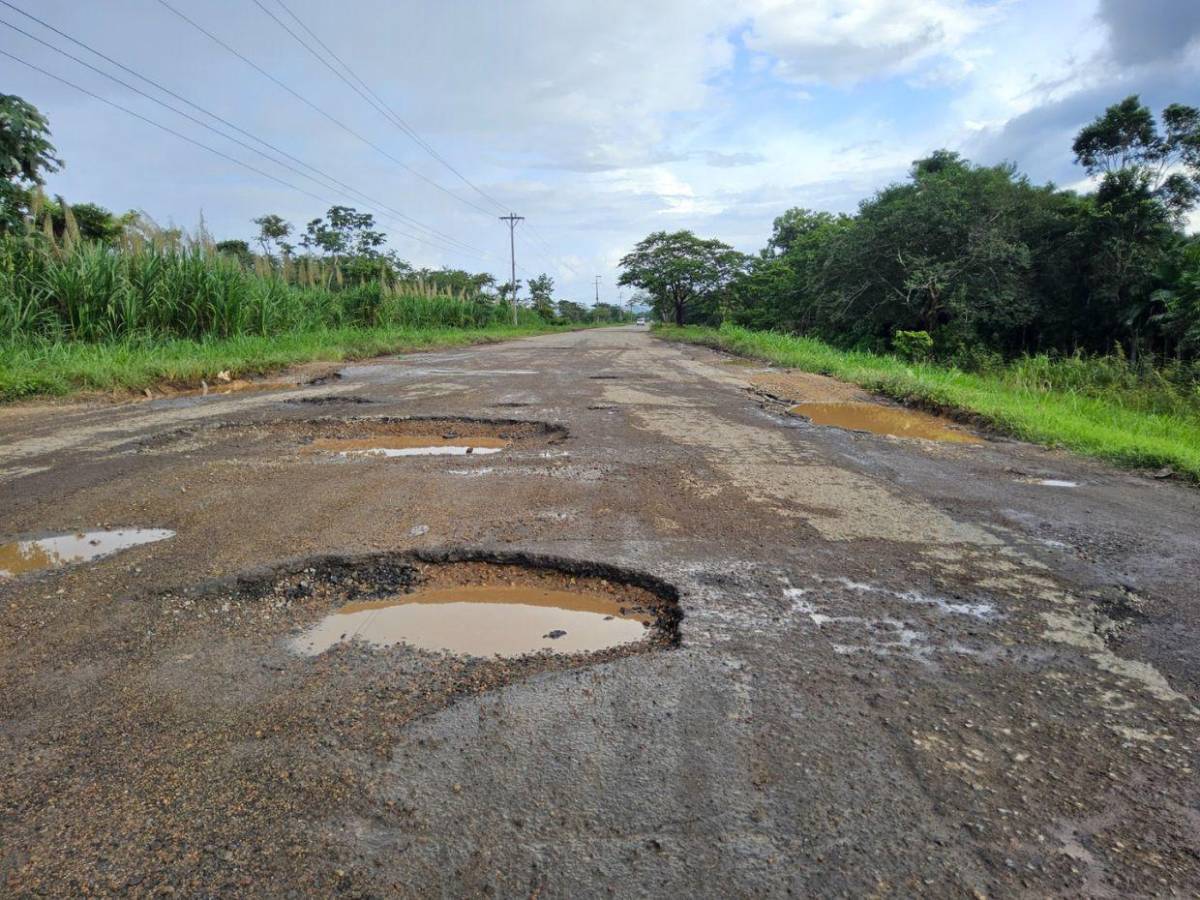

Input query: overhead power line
[0,8,487,258]
[251,0,585,281]
[260,0,508,215]
[153,0,497,219]
[0,48,485,258]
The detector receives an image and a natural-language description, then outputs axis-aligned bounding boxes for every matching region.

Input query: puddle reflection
[292,584,652,657]
[0,529,174,577]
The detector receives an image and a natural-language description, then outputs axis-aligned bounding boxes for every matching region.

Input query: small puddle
[309,436,509,457]
[0,528,174,577]
[1035,479,1079,488]
[788,402,981,444]
[292,584,653,658]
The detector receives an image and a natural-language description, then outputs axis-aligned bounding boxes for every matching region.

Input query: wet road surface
[2,326,1199,896]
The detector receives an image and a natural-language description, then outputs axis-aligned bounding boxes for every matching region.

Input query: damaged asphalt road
[2,326,1199,896]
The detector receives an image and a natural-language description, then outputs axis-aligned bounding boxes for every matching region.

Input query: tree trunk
[674,288,685,326]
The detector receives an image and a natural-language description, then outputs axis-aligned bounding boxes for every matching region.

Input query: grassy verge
[0,323,561,403]
[655,324,1200,481]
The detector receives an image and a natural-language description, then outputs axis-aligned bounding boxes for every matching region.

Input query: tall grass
[656,324,1200,481]
[0,228,533,343]
[0,222,554,401]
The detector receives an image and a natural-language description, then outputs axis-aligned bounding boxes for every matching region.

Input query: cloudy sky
[2,0,1198,303]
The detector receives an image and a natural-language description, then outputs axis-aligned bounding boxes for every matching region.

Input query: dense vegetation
[0,93,625,399]
[619,96,1200,476]
[620,96,1200,378]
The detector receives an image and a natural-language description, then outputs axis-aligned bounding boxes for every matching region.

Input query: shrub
[893,329,933,362]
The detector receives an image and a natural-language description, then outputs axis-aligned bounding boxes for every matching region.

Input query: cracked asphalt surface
[2,325,1199,897]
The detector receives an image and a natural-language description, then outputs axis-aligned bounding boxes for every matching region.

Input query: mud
[789,400,983,443]
[2,327,1198,897]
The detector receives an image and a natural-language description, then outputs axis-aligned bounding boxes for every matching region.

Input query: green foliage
[527,273,556,321]
[0,94,61,232]
[658,95,1200,371]
[0,231,534,344]
[556,299,587,322]
[618,230,747,325]
[893,330,933,362]
[656,324,1200,481]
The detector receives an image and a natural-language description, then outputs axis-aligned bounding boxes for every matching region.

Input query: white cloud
[742,0,992,86]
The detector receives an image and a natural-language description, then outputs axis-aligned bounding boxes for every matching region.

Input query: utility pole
[499,213,524,325]
[594,275,602,306]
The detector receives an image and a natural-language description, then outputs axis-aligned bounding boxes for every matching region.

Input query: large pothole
[229,550,681,662]
[144,416,567,459]
[0,528,174,578]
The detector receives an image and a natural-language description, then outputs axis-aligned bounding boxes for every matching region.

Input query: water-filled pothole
[155,416,567,459]
[309,436,510,457]
[246,553,679,661]
[789,402,981,444]
[299,418,563,459]
[292,584,653,657]
[0,528,174,578]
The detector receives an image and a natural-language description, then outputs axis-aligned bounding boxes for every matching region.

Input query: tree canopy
[618,230,746,325]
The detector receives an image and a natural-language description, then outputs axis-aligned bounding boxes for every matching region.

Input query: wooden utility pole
[594,275,601,306]
[499,213,524,325]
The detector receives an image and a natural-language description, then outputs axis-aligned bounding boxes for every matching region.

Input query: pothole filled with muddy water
[243,553,680,661]
[298,418,565,459]
[151,416,567,460]
[788,402,981,444]
[0,528,174,577]
[292,557,675,659]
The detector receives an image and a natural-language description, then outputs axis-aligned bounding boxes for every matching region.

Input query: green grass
[0,323,559,402]
[655,324,1200,481]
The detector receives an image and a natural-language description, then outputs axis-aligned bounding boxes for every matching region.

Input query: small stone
[544,630,567,639]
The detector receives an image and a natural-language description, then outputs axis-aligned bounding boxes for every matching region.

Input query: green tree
[253,213,293,257]
[618,230,746,326]
[0,94,61,232]
[1072,97,1200,359]
[1073,96,1200,222]
[527,273,556,320]
[215,239,254,267]
[301,206,384,260]
[556,299,587,322]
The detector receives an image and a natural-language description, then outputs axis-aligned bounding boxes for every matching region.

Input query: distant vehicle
[636,317,647,326]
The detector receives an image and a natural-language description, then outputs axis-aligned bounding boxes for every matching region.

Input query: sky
[2,0,1198,305]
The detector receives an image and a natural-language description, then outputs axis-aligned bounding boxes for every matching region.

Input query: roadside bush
[893,329,933,362]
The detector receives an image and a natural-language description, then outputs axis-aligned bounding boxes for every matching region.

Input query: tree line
[619,96,1200,369]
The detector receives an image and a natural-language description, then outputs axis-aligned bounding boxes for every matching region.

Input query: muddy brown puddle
[292,584,654,658]
[789,401,981,444]
[0,528,174,577]
[309,435,509,457]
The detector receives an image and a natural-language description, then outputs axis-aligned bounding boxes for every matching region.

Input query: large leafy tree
[300,206,385,259]
[0,94,61,232]
[1073,95,1200,221]
[618,230,746,325]
[1072,97,1200,359]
